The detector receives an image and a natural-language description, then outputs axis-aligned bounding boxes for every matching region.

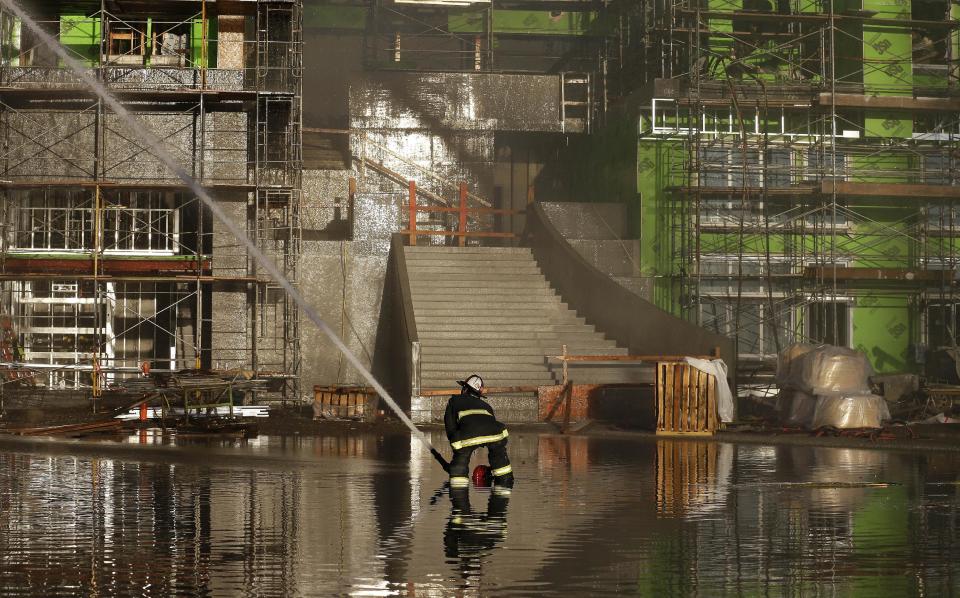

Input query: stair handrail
[357,132,493,208]
[361,158,450,207]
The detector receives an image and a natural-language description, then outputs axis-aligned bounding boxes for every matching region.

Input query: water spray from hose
[0,0,441,456]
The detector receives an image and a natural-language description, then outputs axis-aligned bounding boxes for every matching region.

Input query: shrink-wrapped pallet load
[811,394,891,429]
[776,343,816,390]
[777,389,818,428]
[798,346,873,396]
[774,343,886,429]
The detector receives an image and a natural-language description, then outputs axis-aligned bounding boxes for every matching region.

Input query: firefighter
[444,374,514,489]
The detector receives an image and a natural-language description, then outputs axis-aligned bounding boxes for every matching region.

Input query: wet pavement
[0,429,958,596]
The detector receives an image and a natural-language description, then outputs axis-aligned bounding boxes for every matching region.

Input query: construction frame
[620,0,960,384]
[0,0,303,401]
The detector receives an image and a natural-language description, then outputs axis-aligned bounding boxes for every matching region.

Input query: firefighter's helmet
[457,374,483,394]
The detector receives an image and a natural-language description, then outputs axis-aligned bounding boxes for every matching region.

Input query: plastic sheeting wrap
[777,389,817,427]
[776,343,815,387]
[800,347,874,395]
[776,343,873,396]
[683,357,735,422]
[811,394,891,429]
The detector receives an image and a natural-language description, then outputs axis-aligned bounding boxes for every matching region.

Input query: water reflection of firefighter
[443,474,510,575]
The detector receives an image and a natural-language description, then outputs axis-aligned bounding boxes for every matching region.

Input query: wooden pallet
[655,362,718,436]
[313,385,377,420]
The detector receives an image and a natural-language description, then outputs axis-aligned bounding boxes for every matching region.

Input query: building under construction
[1,0,958,412]
[609,0,960,384]
[302,0,960,407]
[0,0,302,400]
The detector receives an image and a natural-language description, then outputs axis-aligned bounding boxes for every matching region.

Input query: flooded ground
[0,429,958,596]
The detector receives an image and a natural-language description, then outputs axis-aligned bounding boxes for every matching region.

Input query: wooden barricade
[313,385,377,420]
[655,362,718,435]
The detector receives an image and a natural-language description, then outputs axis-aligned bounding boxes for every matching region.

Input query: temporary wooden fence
[655,362,719,436]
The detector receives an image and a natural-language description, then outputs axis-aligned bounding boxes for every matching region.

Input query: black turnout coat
[443,390,508,451]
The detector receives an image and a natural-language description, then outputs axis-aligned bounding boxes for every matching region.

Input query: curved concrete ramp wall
[525,202,736,373]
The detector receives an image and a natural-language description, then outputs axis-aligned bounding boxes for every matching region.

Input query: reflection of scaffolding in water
[0,1,303,400]
[636,0,960,377]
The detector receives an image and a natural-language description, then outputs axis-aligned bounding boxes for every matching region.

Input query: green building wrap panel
[448,10,601,36]
[191,18,217,69]
[305,6,367,30]
[853,294,914,375]
[861,0,912,138]
[706,0,737,66]
[60,15,100,66]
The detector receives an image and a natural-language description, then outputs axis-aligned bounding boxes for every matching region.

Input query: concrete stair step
[414,313,575,322]
[414,306,574,316]
[423,357,552,367]
[405,253,531,262]
[408,264,538,272]
[422,363,551,375]
[417,324,597,334]
[412,297,566,306]
[408,270,544,279]
[415,315,587,326]
[411,293,558,301]
[418,331,609,341]
[410,279,548,287]
[409,286,554,296]
[420,340,623,350]
[419,347,626,358]
[409,279,549,288]
[404,257,536,267]
[406,247,530,254]
[421,377,557,388]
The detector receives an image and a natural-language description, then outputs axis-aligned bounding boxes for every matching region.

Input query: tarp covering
[683,357,734,423]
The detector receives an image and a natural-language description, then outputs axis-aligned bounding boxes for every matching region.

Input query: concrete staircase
[404,245,631,393]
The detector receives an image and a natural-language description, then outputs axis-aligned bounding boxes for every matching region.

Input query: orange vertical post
[139,403,148,422]
[408,180,417,246]
[458,182,468,247]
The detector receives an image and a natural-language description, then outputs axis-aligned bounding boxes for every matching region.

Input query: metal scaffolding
[629,0,960,381]
[0,0,303,400]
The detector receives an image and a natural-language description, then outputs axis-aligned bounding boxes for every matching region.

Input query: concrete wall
[298,170,400,397]
[350,72,563,133]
